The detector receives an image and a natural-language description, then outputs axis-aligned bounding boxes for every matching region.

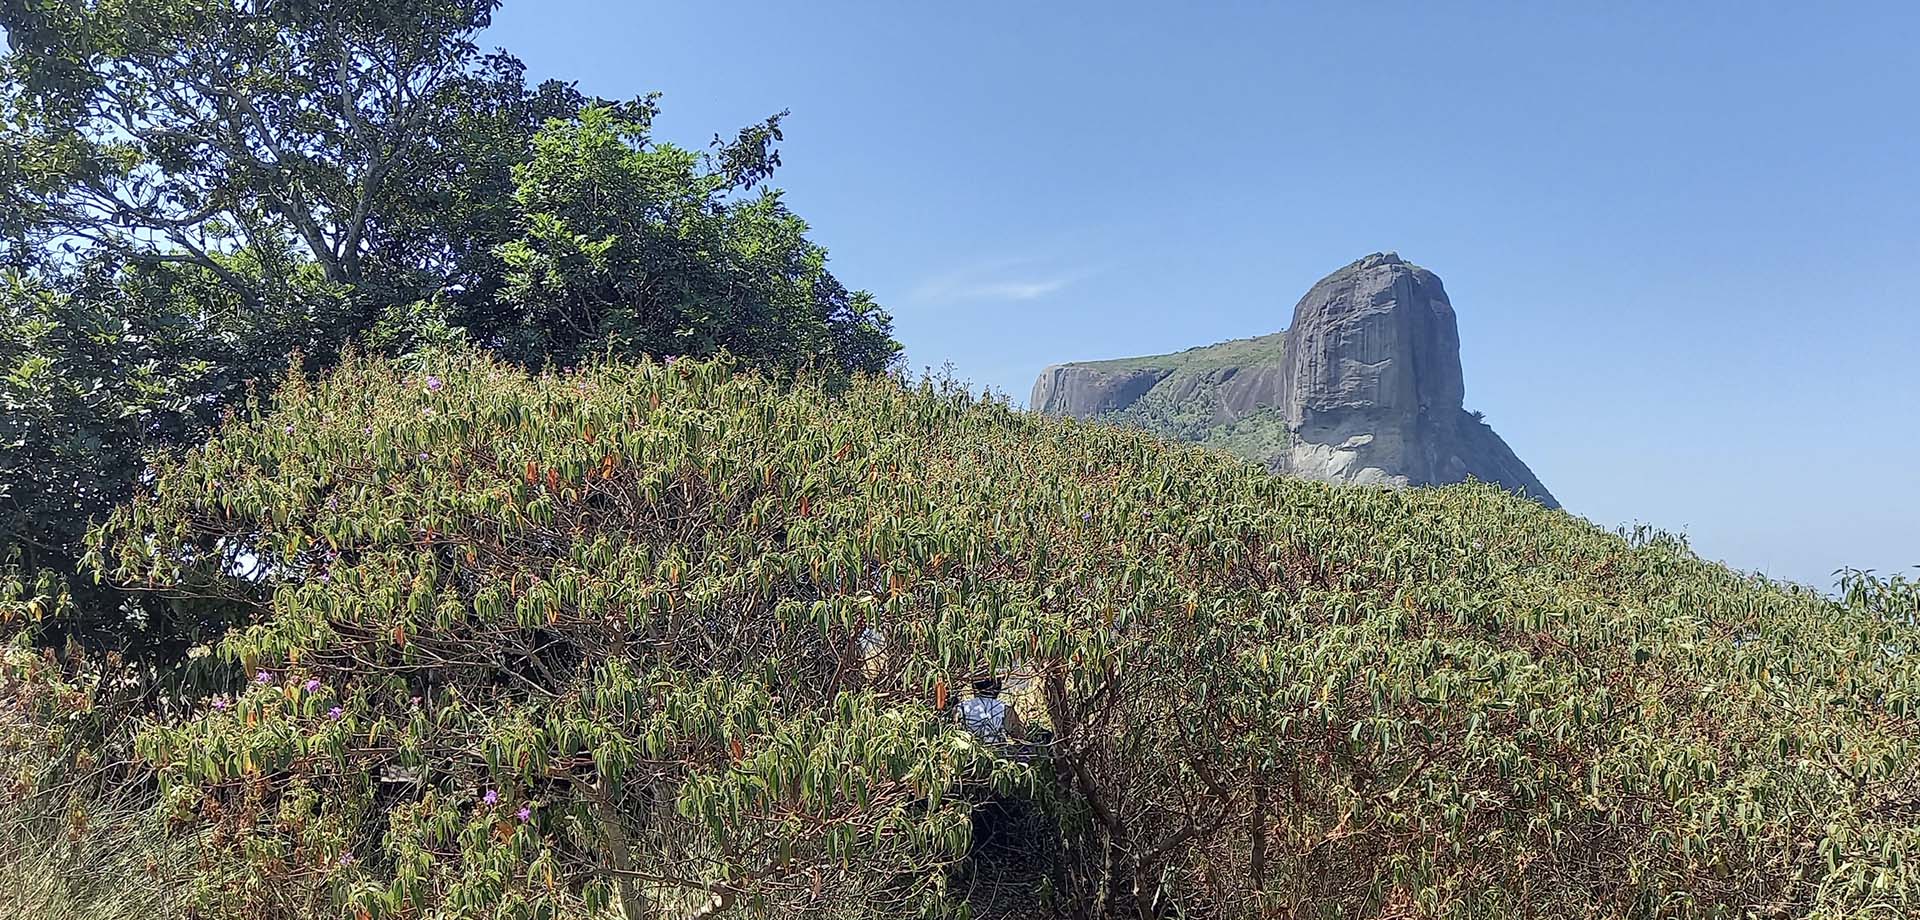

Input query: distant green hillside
[1069,330,1288,375]
[1096,371,1295,452]
[1066,332,1298,464]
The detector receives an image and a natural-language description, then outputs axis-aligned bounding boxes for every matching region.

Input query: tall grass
[0,782,202,919]
[0,644,226,920]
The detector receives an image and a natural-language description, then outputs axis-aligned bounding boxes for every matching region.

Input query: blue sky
[485,2,1918,589]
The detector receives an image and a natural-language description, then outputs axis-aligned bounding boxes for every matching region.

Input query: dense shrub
[88,351,1920,919]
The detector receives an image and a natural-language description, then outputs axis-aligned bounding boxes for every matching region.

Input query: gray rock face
[1029,364,1169,417]
[1030,253,1557,507]
[1281,253,1463,424]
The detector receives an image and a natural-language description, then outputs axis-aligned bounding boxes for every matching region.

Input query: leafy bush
[1838,567,1920,626]
[89,351,1919,919]
[490,105,898,375]
[93,352,1021,920]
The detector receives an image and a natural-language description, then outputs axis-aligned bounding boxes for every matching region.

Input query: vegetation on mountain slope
[9,350,1907,919]
[1095,382,1295,454]
[1069,333,1290,377]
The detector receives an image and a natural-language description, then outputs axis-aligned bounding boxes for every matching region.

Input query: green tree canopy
[0,0,897,366]
[488,104,897,374]
[0,0,898,662]
[0,0,499,290]
[0,246,345,661]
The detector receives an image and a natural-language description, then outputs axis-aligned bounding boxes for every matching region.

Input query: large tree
[0,0,897,362]
[0,0,500,293]
[488,104,899,374]
[0,247,343,662]
[0,0,900,664]
[0,0,520,663]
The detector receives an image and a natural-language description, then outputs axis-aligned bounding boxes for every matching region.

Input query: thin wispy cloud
[908,258,1093,304]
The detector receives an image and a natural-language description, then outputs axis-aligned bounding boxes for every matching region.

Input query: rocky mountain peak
[1282,251,1464,424]
[1031,254,1557,506]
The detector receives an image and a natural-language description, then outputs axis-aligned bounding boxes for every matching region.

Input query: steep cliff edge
[1029,364,1171,418]
[1030,253,1557,506]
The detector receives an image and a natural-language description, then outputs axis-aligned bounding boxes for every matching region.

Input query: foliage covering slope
[1053,333,1297,466]
[81,352,1920,919]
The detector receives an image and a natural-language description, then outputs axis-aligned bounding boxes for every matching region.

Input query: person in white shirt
[950,676,1040,868]
[955,677,1021,744]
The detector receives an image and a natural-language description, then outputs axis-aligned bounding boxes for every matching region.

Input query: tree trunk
[588,778,654,920]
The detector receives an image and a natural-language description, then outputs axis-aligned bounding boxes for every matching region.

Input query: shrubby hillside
[16,350,1910,919]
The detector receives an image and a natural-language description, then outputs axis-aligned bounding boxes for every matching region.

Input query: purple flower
[425,375,444,392]
[254,670,273,685]
[337,853,356,867]
[303,678,321,693]
[417,451,430,463]
[210,697,231,712]
[362,426,372,436]
[1081,512,1092,523]
[327,706,344,720]
[516,804,532,821]
[283,424,294,435]
[482,789,499,806]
